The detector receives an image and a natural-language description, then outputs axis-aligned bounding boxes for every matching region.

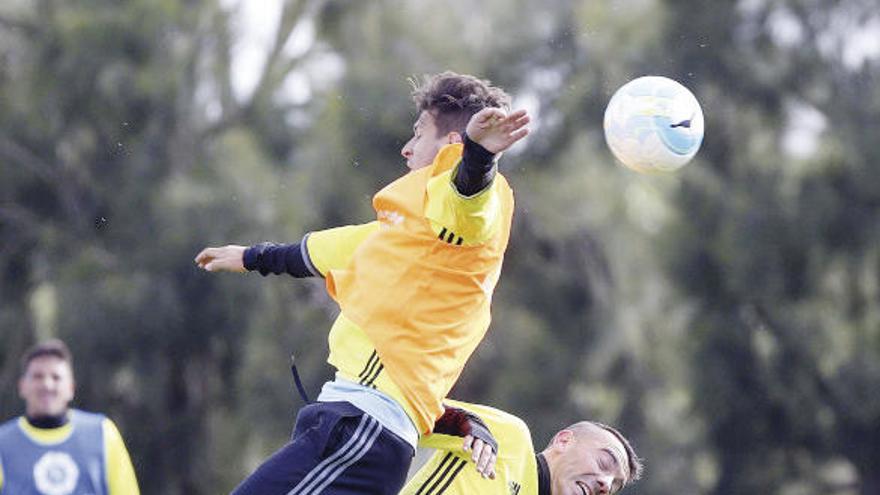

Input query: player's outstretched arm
[195,245,246,272]
[465,107,530,154]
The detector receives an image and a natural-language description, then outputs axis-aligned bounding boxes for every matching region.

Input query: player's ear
[551,429,575,451]
[446,132,463,144]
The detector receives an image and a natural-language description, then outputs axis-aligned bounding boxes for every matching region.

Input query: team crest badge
[33,451,80,495]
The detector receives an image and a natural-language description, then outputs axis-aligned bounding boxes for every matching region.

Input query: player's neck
[26,411,70,429]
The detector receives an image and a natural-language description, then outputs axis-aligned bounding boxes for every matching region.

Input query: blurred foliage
[1,0,878,493]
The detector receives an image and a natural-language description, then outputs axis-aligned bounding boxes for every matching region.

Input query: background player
[0,340,140,495]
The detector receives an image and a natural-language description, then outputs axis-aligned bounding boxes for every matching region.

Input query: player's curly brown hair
[410,71,511,137]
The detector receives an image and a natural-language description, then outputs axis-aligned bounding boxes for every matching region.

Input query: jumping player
[195,71,530,494]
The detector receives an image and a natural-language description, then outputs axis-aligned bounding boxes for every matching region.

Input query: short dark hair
[590,421,644,485]
[410,71,511,137]
[551,421,644,486]
[20,339,73,375]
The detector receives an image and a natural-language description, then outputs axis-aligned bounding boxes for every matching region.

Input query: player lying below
[403,399,643,495]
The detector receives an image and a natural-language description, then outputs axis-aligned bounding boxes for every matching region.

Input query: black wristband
[242,245,262,271]
[244,242,314,278]
[454,134,497,197]
[466,414,498,453]
[463,134,495,166]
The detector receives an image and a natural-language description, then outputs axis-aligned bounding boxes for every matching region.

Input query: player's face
[550,428,628,495]
[18,356,75,418]
[401,111,452,170]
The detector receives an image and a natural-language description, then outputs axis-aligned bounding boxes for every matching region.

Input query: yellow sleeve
[305,222,379,276]
[0,457,4,490]
[424,166,502,246]
[102,419,140,495]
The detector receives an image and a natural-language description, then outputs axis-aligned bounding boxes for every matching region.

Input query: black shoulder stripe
[364,363,384,387]
[434,459,467,495]
[358,351,378,382]
[437,227,464,245]
[415,453,455,495]
[359,357,381,386]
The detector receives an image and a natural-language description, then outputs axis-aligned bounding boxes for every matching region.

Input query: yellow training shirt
[306,143,514,433]
[401,399,538,495]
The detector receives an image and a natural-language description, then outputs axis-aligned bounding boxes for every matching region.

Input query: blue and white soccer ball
[603,76,704,173]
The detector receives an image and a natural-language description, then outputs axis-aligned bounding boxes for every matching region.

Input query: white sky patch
[221,0,283,101]
[736,0,766,17]
[279,49,345,107]
[283,17,316,59]
[782,100,827,160]
[841,17,880,70]
[507,67,565,155]
[525,67,565,95]
[817,7,880,71]
[276,49,347,108]
[767,6,804,48]
[278,71,311,106]
[274,18,337,107]
[220,0,334,109]
[509,92,540,156]
[738,1,880,71]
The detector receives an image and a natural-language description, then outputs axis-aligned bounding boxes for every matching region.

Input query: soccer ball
[603,76,704,173]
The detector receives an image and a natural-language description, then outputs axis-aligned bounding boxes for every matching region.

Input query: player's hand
[463,434,497,480]
[194,245,247,272]
[433,406,498,479]
[465,107,530,154]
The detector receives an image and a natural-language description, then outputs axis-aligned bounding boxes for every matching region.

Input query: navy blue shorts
[231,401,414,495]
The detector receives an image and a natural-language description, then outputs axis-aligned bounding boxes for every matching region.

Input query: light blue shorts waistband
[316,375,419,449]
